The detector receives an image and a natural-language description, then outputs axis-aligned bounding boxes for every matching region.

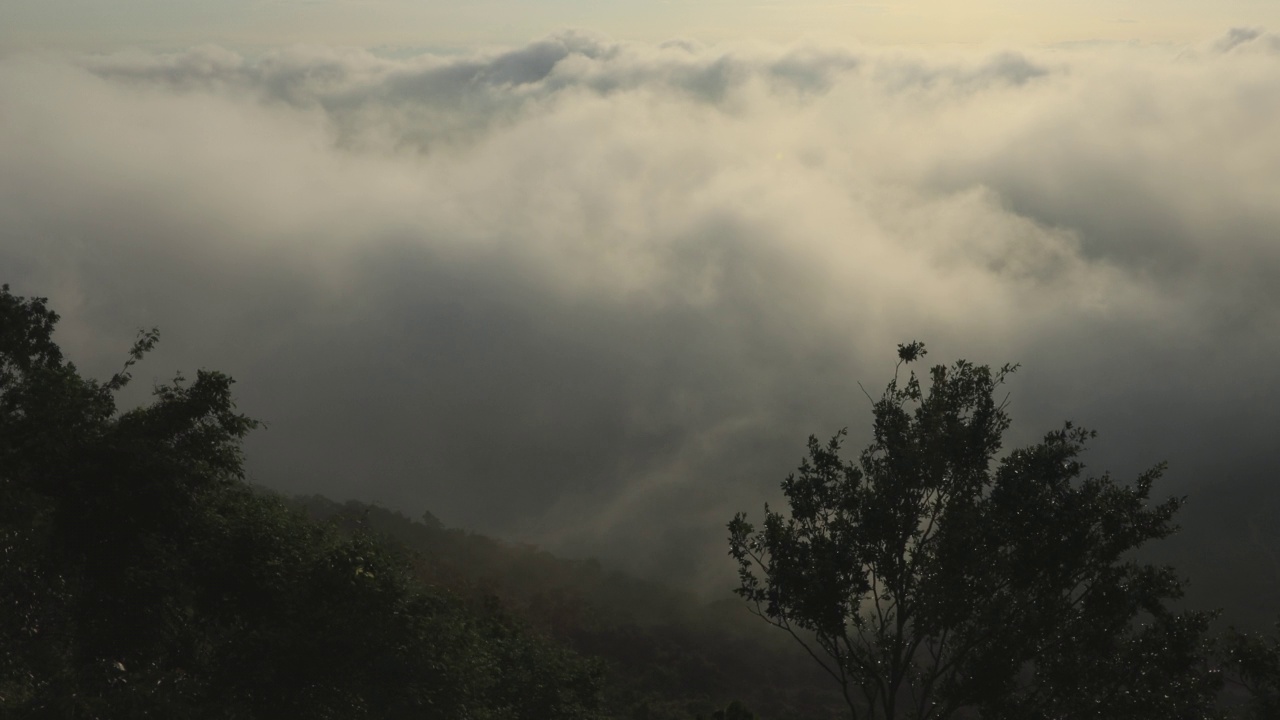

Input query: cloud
[1214,26,1264,53]
[2,33,1279,607]
[1194,27,1280,57]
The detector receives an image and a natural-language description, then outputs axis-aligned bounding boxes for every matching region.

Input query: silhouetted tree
[0,284,603,718]
[729,342,1220,720]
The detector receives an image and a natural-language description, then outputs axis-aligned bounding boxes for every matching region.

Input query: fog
[2,30,1278,608]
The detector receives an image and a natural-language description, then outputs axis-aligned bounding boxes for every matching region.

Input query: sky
[2,2,1280,614]
[7,0,1280,49]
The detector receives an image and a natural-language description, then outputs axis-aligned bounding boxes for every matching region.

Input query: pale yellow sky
[3,0,1278,50]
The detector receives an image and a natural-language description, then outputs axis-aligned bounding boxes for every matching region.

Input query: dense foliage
[1221,622,1280,719]
[729,342,1223,719]
[0,285,603,719]
[293,496,843,720]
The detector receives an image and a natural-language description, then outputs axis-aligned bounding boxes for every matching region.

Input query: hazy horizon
[3,3,1279,609]
[7,0,1280,50]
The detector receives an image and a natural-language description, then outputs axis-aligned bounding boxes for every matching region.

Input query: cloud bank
[3,30,1279,604]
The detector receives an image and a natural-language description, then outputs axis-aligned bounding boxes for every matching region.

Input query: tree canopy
[0,284,604,719]
[728,342,1221,720]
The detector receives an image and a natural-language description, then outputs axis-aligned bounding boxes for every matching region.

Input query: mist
[3,30,1278,606]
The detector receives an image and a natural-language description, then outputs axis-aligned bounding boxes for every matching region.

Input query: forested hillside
[292,496,845,719]
[4,282,1278,720]
[0,286,602,719]
[0,282,841,719]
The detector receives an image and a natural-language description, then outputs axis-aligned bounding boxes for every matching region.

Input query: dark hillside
[293,496,846,720]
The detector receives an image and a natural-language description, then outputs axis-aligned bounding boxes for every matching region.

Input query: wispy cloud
[2,30,1278,596]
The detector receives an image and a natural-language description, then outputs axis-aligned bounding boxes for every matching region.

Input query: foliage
[1220,622,1280,719]
[0,284,603,719]
[295,495,846,720]
[728,342,1221,720]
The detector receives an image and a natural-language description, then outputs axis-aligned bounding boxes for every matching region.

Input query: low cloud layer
[3,30,1279,605]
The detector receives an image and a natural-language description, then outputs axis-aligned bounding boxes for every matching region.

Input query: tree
[728,343,1220,720]
[0,284,604,718]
